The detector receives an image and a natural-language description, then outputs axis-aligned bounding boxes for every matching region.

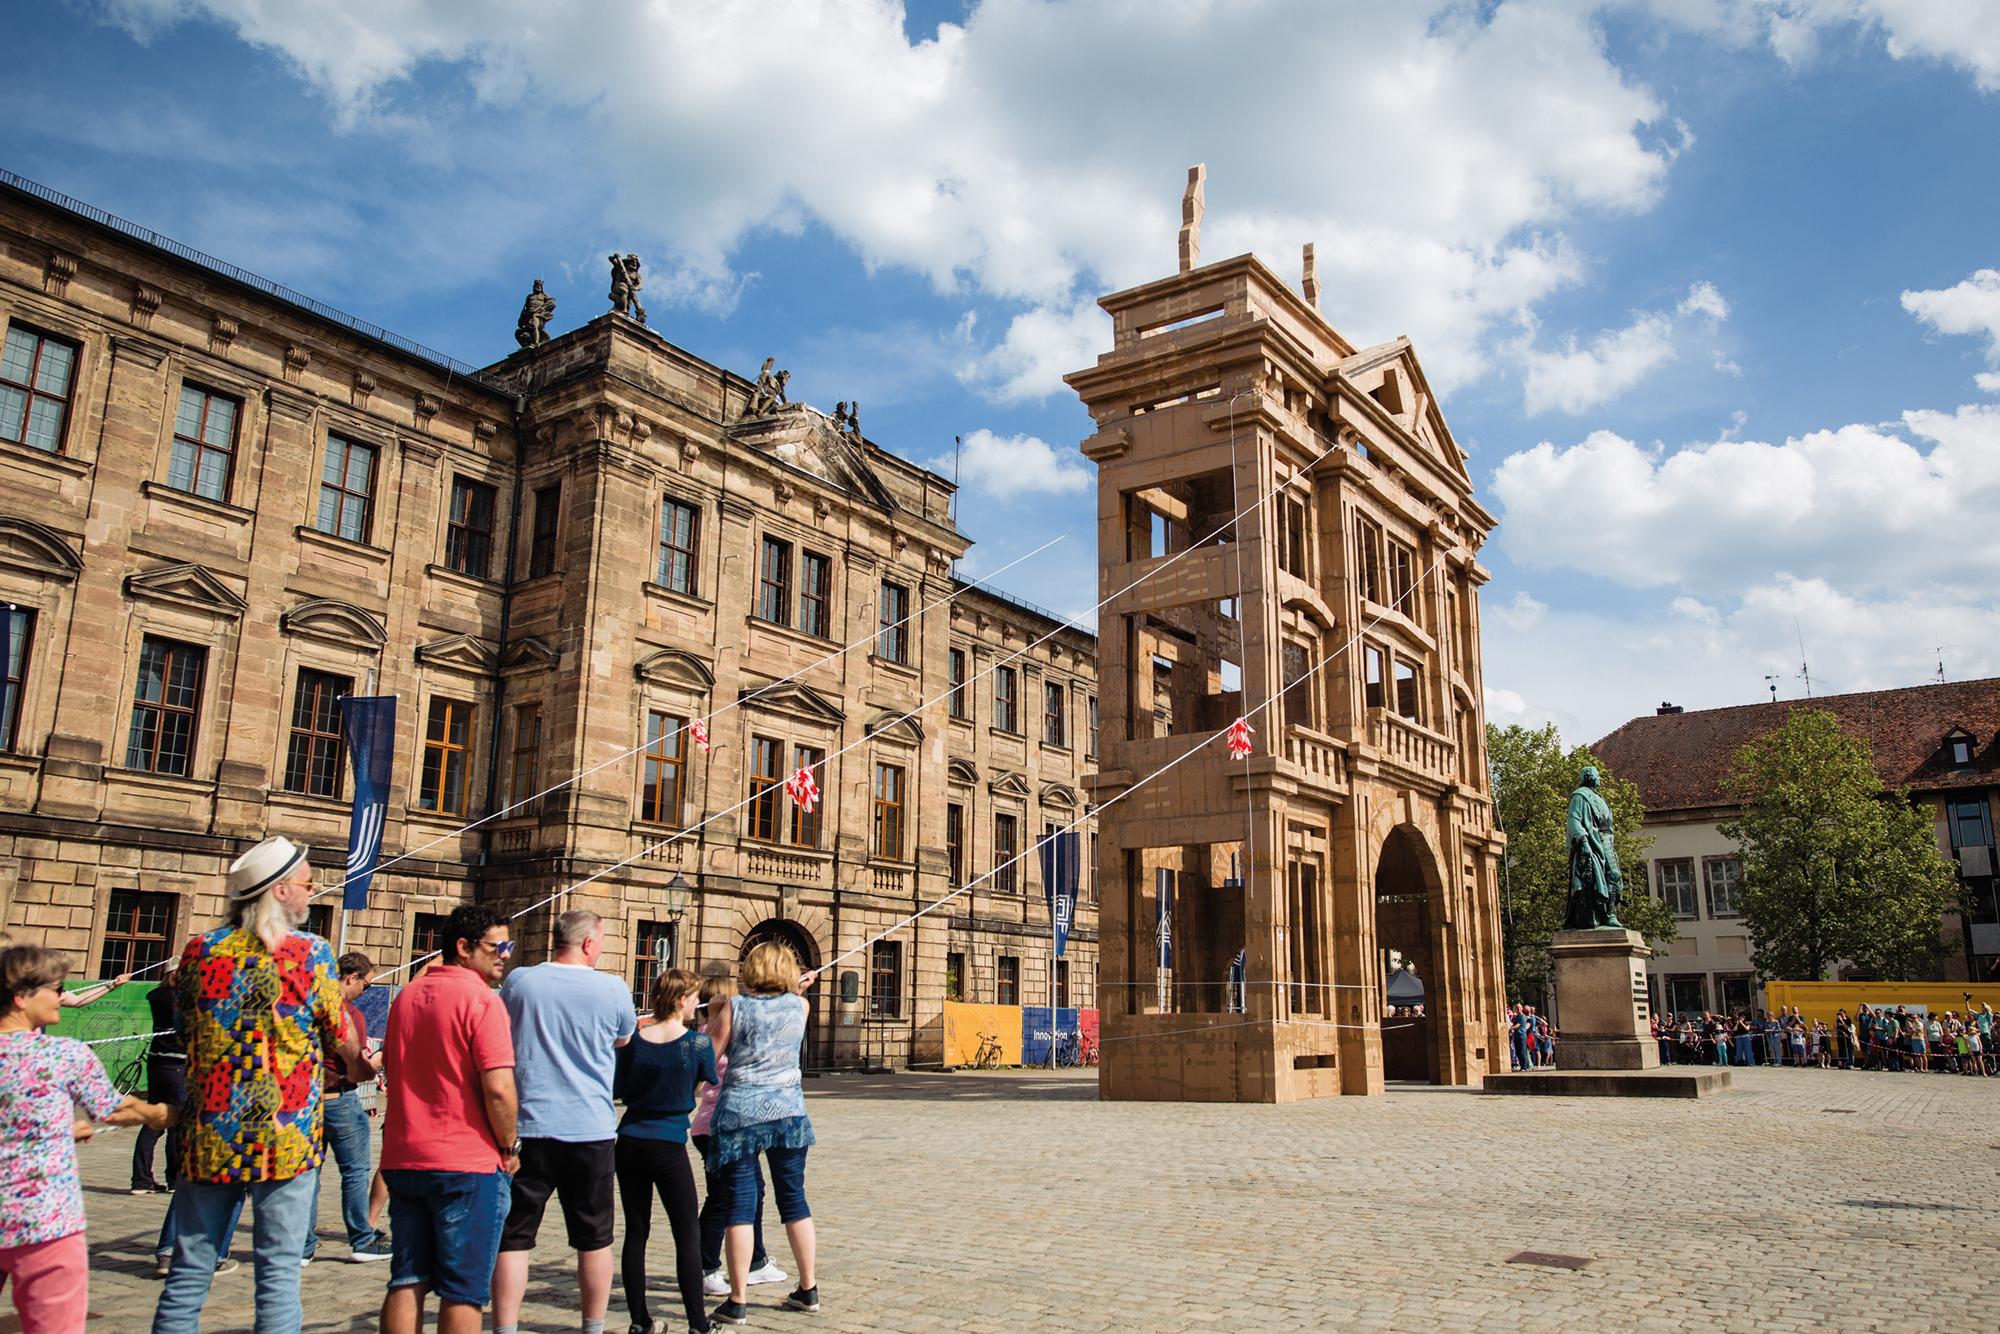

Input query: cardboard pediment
[1281,589,1339,634]
[865,710,923,746]
[989,769,1031,798]
[0,518,81,582]
[947,757,979,786]
[635,648,713,691]
[1337,338,1471,488]
[738,679,844,725]
[502,636,559,674]
[280,598,386,651]
[124,562,245,619]
[415,632,498,674]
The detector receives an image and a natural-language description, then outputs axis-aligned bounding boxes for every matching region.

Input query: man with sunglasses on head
[378,905,521,1334]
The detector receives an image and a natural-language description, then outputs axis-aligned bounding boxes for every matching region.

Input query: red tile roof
[1591,679,2000,814]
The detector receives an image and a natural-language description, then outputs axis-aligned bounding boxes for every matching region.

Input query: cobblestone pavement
[75,1065,2000,1332]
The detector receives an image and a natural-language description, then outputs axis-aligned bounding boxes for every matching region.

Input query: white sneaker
[746,1262,788,1287]
[703,1269,730,1297]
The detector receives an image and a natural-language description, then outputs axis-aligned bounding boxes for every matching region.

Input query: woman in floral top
[0,945,173,1333]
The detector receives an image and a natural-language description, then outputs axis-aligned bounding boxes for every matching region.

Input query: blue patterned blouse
[711,992,814,1164]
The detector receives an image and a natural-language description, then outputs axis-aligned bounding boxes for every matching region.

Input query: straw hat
[227,836,309,902]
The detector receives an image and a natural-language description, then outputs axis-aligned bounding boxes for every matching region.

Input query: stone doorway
[739,918,824,1070]
[1375,825,1444,1084]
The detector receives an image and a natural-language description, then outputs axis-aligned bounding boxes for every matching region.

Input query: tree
[1487,722,1674,1001]
[1721,709,1963,983]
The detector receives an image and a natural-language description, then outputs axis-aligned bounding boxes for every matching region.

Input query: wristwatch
[504,1141,523,1157]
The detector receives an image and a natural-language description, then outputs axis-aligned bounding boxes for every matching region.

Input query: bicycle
[1079,1030,1100,1067]
[97,1036,153,1096]
[1054,1030,1085,1067]
[971,1030,1003,1069]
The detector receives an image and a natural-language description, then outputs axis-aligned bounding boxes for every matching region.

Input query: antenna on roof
[1933,644,1955,685]
[1794,614,1813,698]
[1762,673,1779,703]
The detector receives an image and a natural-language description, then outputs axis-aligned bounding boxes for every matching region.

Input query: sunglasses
[478,939,515,958]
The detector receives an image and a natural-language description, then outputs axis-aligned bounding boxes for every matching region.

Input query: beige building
[1594,682,2000,1014]
[0,172,1096,1069]
[1066,217,1507,1100]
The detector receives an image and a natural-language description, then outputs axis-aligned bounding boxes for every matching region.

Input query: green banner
[51,980,162,1092]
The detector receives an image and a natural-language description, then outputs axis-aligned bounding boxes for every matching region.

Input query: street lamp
[657,873,693,967]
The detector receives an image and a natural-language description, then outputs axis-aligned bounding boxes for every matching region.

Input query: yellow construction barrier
[942,1001,1022,1067]
[1763,981,2000,1025]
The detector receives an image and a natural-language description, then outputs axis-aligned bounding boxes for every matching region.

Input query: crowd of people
[1651,1003,2000,1074]
[1504,1004,1556,1070]
[0,834,824,1334]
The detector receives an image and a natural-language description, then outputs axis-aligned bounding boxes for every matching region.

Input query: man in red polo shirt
[379,905,521,1334]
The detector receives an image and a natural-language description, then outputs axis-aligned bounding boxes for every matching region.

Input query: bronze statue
[747,358,791,417]
[1563,765,1624,930]
[833,399,860,437]
[514,279,556,348]
[608,254,647,324]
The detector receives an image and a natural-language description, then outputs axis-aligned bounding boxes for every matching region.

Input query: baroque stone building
[1067,237,1507,1100]
[0,173,1095,1069]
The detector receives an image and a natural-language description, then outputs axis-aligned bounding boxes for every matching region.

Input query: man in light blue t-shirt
[489,909,635,1334]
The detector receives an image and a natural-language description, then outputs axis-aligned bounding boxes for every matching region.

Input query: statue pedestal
[1549,927,1658,1071]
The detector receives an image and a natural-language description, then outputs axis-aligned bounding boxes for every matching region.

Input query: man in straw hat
[151,835,368,1334]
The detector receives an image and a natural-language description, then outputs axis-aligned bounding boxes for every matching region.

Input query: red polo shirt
[380,964,515,1173]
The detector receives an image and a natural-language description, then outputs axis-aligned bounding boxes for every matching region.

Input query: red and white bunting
[689,720,711,754]
[784,764,820,813]
[1225,717,1256,760]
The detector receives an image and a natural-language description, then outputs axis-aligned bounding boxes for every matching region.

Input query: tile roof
[1591,679,2000,814]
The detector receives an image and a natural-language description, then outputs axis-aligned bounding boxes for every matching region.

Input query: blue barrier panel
[1021,1006,1081,1065]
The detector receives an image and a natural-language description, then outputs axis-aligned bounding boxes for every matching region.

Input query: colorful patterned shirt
[177,925,348,1184]
[0,1030,125,1247]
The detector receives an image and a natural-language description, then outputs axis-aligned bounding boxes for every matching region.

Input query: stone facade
[0,176,1096,1069]
[1066,251,1506,1101]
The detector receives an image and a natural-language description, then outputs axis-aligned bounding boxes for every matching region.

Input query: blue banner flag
[1228,947,1247,1013]
[338,695,397,912]
[1155,867,1174,970]
[1039,830,1079,958]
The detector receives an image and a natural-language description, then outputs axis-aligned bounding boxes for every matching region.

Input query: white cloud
[1641,1,2000,94]
[1902,268,2000,370]
[930,428,1091,501]
[1978,372,2000,394]
[108,0,1685,394]
[1518,281,1729,414]
[957,299,1111,404]
[1677,280,1730,321]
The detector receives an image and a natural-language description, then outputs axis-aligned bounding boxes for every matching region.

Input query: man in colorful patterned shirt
[151,836,366,1334]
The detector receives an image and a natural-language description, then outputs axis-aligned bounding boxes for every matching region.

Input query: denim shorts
[384,1169,511,1307]
[721,1145,809,1226]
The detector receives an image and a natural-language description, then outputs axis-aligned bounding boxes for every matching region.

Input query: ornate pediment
[0,518,82,582]
[1040,781,1079,809]
[415,632,498,674]
[635,648,712,691]
[726,408,898,514]
[1336,338,1471,488]
[738,679,844,726]
[1281,588,1339,634]
[947,757,979,786]
[865,710,922,746]
[280,598,386,651]
[989,769,1031,799]
[124,562,245,619]
[502,636,559,674]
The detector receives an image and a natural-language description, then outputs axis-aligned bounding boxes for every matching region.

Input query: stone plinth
[1483,1068,1729,1098]
[1549,927,1658,1071]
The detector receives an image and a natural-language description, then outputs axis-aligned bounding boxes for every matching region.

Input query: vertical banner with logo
[1039,830,1079,958]
[1229,947,1247,1013]
[338,696,397,912]
[1155,867,1174,970]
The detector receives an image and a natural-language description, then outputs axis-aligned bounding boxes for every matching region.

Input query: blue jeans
[721,1146,809,1226]
[154,1187,244,1263]
[694,1133,766,1272]
[306,1093,380,1255]
[384,1169,511,1308]
[152,1170,319,1334]
[1510,1033,1528,1071]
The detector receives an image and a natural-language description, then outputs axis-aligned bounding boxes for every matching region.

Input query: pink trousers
[0,1231,89,1334]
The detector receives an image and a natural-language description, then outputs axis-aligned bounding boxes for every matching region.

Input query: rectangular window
[1655,858,1698,918]
[1364,644,1385,710]
[1704,856,1744,918]
[1151,656,1174,737]
[1089,831,1099,903]
[0,607,33,752]
[994,666,1018,733]
[510,703,543,813]
[873,762,905,860]
[948,648,969,720]
[1354,514,1384,603]
[282,668,350,798]
[317,436,379,544]
[167,383,239,502]
[798,551,831,638]
[632,919,677,1009]
[1087,696,1098,757]
[945,950,966,1002]
[869,939,902,1019]
[410,912,451,971]
[756,536,792,626]
[1387,538,1416,610]
[994,812,1019,893]
[1665,974,1707,1018]
[99,889,175,978]
[1043,681,1066,746]
[1056,959,1071,1010]
[1288,858,1325,1015]
[126,636,205,776]
[747,735,783,842]
[418,698,475,816]
[641,710,686,825]
[1393,658,1421,723]
[0,325,79,454]
[305,902,334,940]
[1280,492,1310,578]
[877,581,910,663]
[789,745,825,848]
[997,955,1020,1006]
[528,484,561,579]
[946,802,964,887]
[1947,798,1994,850]
[657,497,700,595]
[1281,641,1315,731]
[445,476,497,579]
[1718,974,1755,1016]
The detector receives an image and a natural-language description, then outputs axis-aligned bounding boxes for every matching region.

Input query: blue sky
[14,0,2000,743]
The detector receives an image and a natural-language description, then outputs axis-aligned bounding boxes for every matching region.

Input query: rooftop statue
[608,253,647,324]
[1563,765,1624,931]
[746,358,791,417]
[514,279,555,348]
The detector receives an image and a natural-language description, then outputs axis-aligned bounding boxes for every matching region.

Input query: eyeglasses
[479,939,515,958]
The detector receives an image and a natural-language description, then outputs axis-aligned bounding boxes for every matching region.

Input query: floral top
[712,993,813,1165]
[178,925,348,1184]
[0,1030,124,1246]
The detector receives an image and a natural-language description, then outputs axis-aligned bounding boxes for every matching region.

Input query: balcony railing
[1284,729,1347,785]
[744,846,827,883]
[1370,711,1456,778]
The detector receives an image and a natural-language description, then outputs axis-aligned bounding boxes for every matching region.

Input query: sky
[11,0,2000,746]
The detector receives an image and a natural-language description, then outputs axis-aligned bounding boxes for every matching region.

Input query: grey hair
[231,887,306,954]
[553,909,604,951]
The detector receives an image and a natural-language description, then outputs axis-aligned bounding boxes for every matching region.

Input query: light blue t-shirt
[501,961,636,1141]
